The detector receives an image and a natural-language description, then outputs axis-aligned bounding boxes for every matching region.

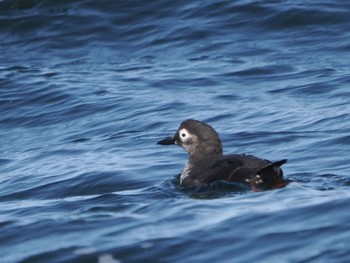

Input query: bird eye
[178,128,189,140]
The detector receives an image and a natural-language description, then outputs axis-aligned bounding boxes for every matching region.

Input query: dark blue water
[1,0,350,262]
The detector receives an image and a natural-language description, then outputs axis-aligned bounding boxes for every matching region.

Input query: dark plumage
[157,119,287,189]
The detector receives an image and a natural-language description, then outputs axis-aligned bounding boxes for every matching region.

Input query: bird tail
[259,159,287,175]
[247,159,287,190]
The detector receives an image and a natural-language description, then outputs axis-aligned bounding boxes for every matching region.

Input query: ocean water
[1,0,350,262]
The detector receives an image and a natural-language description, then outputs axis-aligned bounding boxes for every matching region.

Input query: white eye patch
[178,128,191,141]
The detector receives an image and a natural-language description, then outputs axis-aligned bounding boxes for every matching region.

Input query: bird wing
[198,154,269,184]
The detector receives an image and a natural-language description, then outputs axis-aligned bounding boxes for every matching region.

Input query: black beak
[157,136,176,145]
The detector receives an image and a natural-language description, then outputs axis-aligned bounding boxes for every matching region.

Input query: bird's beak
[157,136,176,145]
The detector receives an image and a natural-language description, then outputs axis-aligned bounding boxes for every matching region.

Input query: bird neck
[188,150,222,164]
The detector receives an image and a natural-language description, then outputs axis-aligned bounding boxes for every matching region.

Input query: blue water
[1,0,350,262]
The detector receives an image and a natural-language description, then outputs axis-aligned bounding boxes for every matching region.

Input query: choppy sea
[1,0,350,262]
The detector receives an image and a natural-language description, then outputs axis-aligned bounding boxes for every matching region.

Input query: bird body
[157,119,287,189]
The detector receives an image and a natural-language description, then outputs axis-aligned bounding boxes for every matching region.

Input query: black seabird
[157,119,287,190]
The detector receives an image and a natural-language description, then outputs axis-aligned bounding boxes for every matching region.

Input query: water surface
[1,0,350,262]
